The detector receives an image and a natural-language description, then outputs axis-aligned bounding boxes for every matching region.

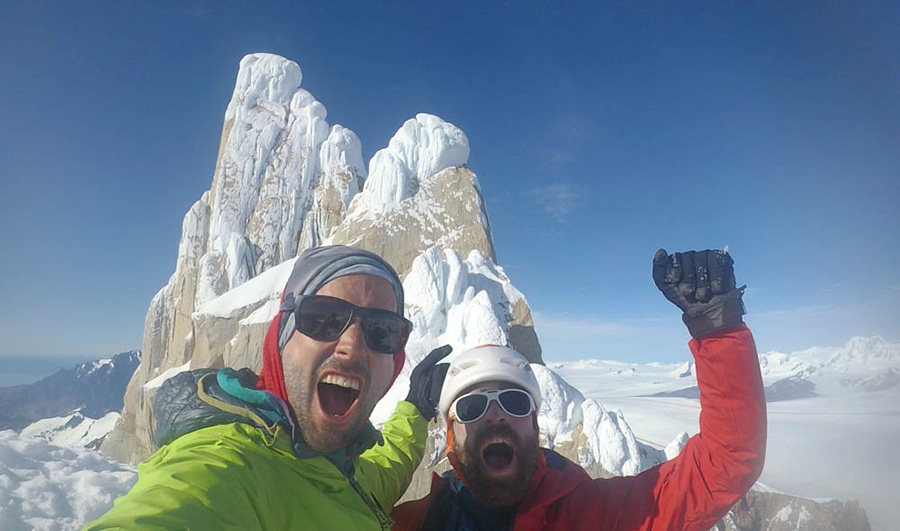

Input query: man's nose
[483,400,507,423]
[334,317,368,357]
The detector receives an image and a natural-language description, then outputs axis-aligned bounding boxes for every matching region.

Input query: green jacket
[85,369,426,530]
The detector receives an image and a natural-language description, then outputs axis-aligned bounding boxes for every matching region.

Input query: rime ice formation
[532,364,585,447]
[400,247,527,352]
[353,113,470,214]
[580,399,643,477]
[299,125,367,249]
[327,123,497,285]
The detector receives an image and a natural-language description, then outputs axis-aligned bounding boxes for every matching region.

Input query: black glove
[405,345,452,421]
[652,249,746,339]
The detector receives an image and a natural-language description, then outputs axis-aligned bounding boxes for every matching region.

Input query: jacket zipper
[348,471,394,530]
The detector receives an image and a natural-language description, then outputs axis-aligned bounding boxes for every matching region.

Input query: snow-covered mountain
[0,351,140,432]
[19,412,121,450]
[103,52,540,464]
[758,336,900,396]
[560,336,900,404]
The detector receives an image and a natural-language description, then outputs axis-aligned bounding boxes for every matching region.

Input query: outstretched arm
[356,346,451,511]
[650,323,766,529]
[644,249,766,529]
[562,249,766,531]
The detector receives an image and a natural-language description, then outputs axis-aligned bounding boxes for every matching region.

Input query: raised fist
[653,249,745,338]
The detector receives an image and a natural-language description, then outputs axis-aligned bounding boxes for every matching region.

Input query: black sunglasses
[449,389,535,423]
[287,295,412,355]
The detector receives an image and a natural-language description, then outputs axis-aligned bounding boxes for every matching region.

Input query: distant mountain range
[0,350,141,431]
[592,336,900,402]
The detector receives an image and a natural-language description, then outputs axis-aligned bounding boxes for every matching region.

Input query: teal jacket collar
[215,368,383,475]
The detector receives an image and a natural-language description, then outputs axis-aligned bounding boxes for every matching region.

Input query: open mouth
[317,374,361,418]
[482,437,515,470]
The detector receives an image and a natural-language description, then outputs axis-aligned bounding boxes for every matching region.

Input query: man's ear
[532,413,539,433]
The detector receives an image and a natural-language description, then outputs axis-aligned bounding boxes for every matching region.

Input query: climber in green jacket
[86,245,451,530]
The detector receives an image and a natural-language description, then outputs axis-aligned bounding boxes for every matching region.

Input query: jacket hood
[154,367,383,473]
[516,449,592,516]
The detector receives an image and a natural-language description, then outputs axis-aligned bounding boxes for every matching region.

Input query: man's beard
[453,423,540,508]
[285,357,374,454]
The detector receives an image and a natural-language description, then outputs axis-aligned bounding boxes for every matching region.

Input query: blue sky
[1,2,897,380]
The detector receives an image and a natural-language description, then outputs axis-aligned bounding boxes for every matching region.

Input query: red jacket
[392,325,766,530]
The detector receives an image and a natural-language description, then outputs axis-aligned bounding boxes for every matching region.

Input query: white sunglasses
[448,389,535,423]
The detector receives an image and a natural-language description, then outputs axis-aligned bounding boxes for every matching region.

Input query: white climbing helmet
[438,344,543,424]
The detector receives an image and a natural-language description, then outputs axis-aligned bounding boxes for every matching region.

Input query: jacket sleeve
[356,400,428,512]
[563,324,767,531]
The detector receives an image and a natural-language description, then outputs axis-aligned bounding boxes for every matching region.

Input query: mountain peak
[355,113,470,214]
[228,53,303,114]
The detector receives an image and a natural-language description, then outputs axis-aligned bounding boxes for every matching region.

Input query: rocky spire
[100,53,543,464]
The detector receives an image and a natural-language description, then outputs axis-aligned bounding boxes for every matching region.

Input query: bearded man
[392,248,767,530]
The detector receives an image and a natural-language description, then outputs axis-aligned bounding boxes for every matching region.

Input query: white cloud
[539,148,574,165]
[818,283,848,293]
[550,116,590,143]
[183,4,208,18]
[528,183,577,222]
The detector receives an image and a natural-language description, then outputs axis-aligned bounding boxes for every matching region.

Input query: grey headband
[277,245,405,350]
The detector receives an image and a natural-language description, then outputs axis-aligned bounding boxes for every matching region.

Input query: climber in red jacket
[392,249,767,530]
